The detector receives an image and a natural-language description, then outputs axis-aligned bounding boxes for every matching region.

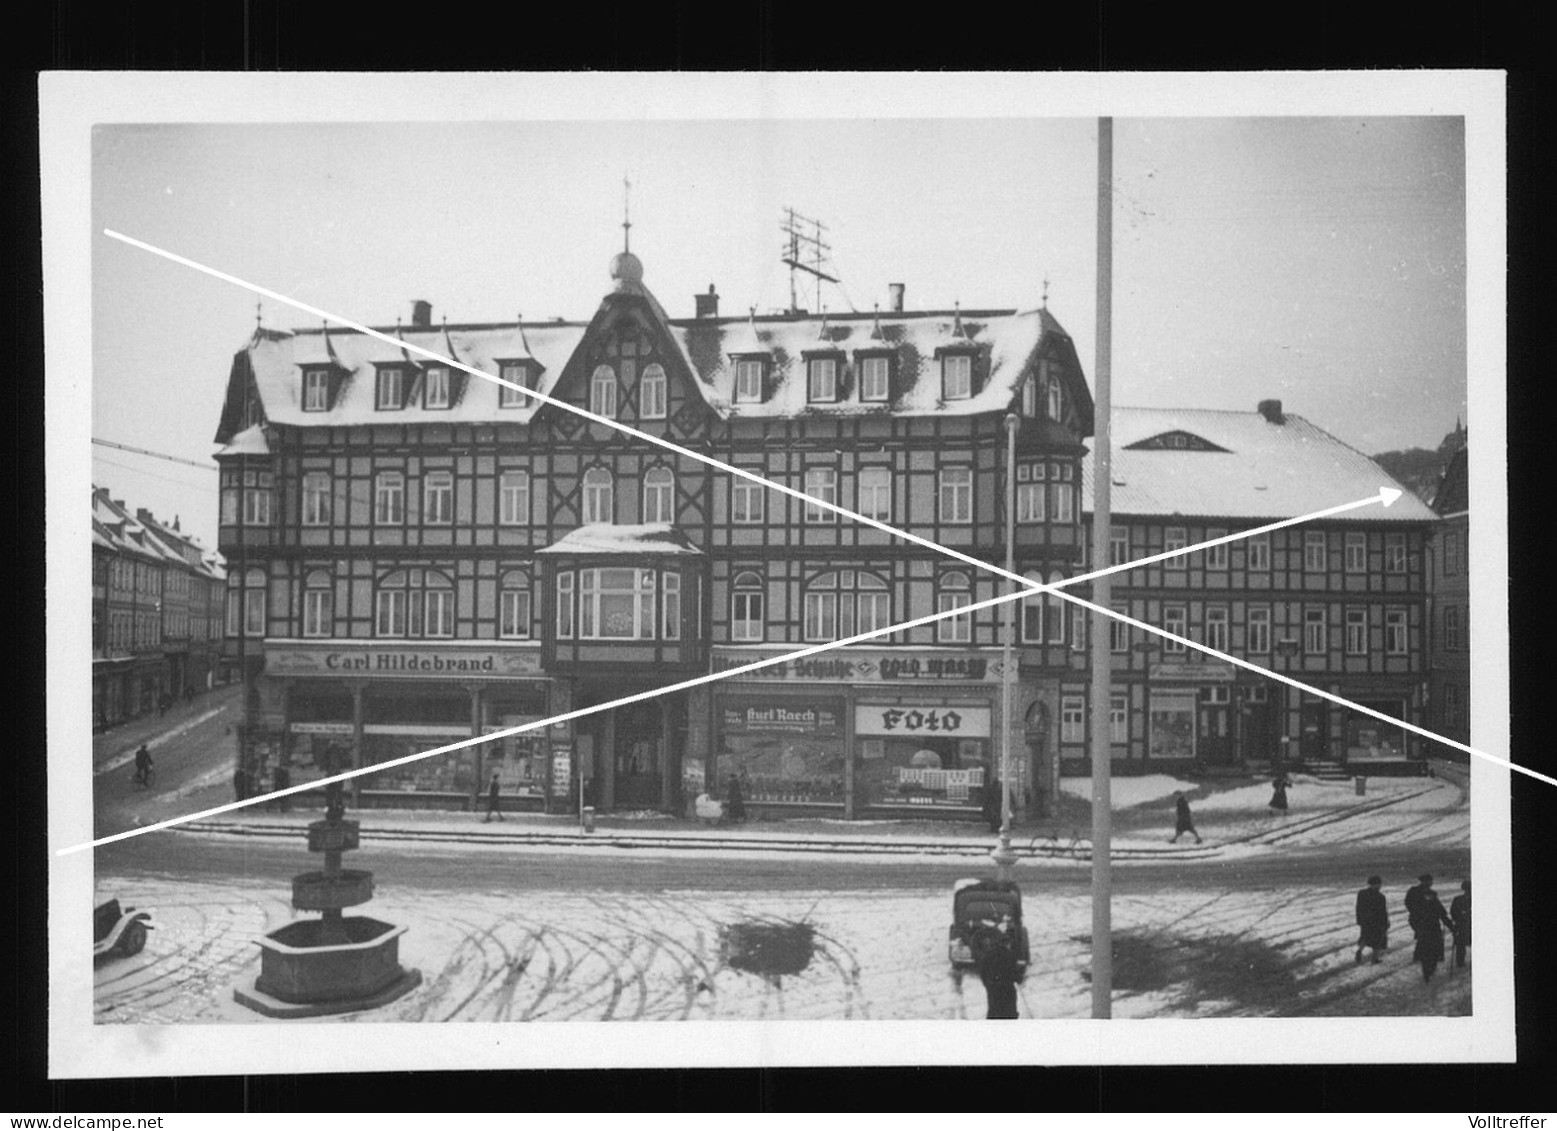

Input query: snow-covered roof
[215,423,271,456]
[534,523,704,557]
[1082,407,1438,523]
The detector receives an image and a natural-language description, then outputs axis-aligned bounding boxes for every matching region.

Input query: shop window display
[857,735,990,809]
[717,695,846,805]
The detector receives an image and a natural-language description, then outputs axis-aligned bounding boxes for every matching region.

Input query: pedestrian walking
[1405,873,1453,982]
[726,773,747,824]
[1354,874,1389,964]
[1450,880,1472,970]
[982,775,1005,834]
[484,770,505,822]
[1169,791,1202,844]
[1269,774,1290,815]
[972,920,1021,1020]
[133,744,154,788]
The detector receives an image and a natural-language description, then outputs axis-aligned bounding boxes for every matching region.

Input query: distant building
[211,245,1439,818]
[1427,444,1470,750]
[92,486,226,730]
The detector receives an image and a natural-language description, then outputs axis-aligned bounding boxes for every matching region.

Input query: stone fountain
[234,781,421,1018]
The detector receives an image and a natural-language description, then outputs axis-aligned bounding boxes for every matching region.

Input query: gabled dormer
[369,322,424,412]
[494,317,543,409]
[417,320,471,410]
[933,305,980,402]
[1124,430,1231,453]
[295,323,350,413]
[802,311,847,404]
[725,308,772,406]
[852,304,895,405]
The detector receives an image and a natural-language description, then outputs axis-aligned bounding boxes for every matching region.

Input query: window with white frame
[1020,571,1045,643]
[1305,532,1328,572]
[1046,373,1063,421]
[582,467,614,524]
[803,571,890,642]
[303,370,330,411]
[1345,607,1368,655]
[423,470,454,525]
[1163,605,1187,653]
[499,571,532,638]
[804,467,838,523]
[941,354,972,400]
[242,473,272,526]
[226,567,266,638]
[732,477,765,524]
[1247,606,1271,654]
[590,365,617,417]
[579,568,656,640]
[1045,570,1068,645]
[1165,527,1188,558]
[639,364,667,419]
[1110,606,1130,652]
[854,572,891,636]
[499,471,530,526]
[302,570,333,638]
[857,466,891,522]
[1016,463,1046,522]
[556,571,575,638]
[937,571,973,643]
[374,471,405,525]
[807,358,838,402]
[1021,375,1038,417]
[1072,605,1087,651]
[1248,532,1271,571]
[301,471,331,526]
[642,467,674,523]
[1385,533,1407,573]
[1304,607,1327,653]
[424,366,451,409]
[498,363,533,407]
[859,356,890,402]
[1110,693,1128,743]
[1109,526,1129,566]
[734,358,764,403]
[1345,532,1367,573]
[939,467,973,524]
[731,571,765,642]
[1205,606,1230,652]
[1443,604,1461,650]
[1061,695,1085,743]
[1053,480,1075,523]
[376,367,404,410]
[375,570,454,638]
[1206,529,1229,570]
[661,572,682,639]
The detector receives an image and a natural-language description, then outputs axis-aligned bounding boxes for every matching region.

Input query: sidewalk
[93,683,241,773]
[180,767,1452,861]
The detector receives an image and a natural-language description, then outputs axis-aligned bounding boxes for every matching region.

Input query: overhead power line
[93,437,218,471]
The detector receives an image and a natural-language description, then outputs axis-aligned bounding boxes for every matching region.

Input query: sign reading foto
[855,704,992,738]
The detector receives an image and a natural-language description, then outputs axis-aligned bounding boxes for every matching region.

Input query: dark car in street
[947,878,1029,977]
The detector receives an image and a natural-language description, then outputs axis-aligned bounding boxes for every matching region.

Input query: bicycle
[132,764,156,789]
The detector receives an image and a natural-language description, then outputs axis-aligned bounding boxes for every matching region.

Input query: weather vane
[622,173,632,254]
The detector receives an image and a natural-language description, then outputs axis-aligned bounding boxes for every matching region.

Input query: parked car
[93,898,153,959]
[947,878,1029,978]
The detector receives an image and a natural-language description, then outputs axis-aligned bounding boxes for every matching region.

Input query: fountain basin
[253,916,409,1004]
[306,819,360,853]
[292,868,374,910]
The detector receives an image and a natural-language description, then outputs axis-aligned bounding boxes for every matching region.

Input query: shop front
[1144,660,1237,768]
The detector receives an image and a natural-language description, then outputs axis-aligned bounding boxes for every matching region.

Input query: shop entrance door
[1198,687,1234,764]
[1299,698,1330,761]
[613,700,663,810]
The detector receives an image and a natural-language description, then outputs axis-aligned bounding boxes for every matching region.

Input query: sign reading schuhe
[712,649,1005,683]
[266,644,543,678]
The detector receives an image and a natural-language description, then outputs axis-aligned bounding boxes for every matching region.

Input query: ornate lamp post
[991,412,1021,882]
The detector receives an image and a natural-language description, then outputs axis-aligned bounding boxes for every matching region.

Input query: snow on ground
[1061,774,1195,808]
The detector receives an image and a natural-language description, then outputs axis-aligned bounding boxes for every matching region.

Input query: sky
[89,112,1468,552]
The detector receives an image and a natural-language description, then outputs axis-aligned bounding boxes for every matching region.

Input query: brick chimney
[1257,399,1285,424]
[411,299,433,329]
[694,284,720,319]
[137,507,155,524]
[888,283,905,312]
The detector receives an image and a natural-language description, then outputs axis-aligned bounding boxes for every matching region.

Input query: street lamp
[1274,637,1300,771]
[991,412,1020,883]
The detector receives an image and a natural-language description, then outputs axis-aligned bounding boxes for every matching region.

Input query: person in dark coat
[972,922,1021,1020]
[1169,791,1202,844]
[1406,873,1453,982]
[1450,880,1471,970]
[483,770,505,822]
[726,774,747,824]
[1354,874,1389,964]
[1269,775,1291,815]
[983,776,1005,834]
[133,744,154,787]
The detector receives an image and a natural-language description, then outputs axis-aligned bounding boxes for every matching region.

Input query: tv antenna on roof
[780,207,843,315]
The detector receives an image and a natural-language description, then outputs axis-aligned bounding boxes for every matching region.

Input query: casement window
[424,366,451,409]
[1165,527,1188,558]
[303,370,330,411]
[1021,375,1038,417]
[1163,605,1187,653]
[1205,606,1230,652]
[1110,607,1130,653]
[498,363,533,408]
[1442,605,1461,650]
[1016,463,1046,522]
[1304,607,1327,654]
[242,471,273,526]
[1071,606,1087,652]
[804,467,838,523]
[590,365,618,417]
[662,572,682,640]
[582,467,614,524]
[734,359,764,403]
[939,467,973,524]
[301,472,331,526]
[1061,695,1085,743]
[499,471,530,526]
[375,570,454,639]
[1345,533,1367,573]
[1345,607,1368,655]
[1046,376,1063,422]
[1443,531,1460,576]
[859,356,890,402]
[376,367,404,410]
[642,467,674,523]
[1110,693,1128,743]
[936,571,972,644]
[302,571,333,638]
[857,466,891,522]
[1304,531,1328,572]
[374,471,405,525]
[1109,527,1129,566]
[1206,530,1229,570]
[579,567,656,640]
[731,571,765,642]
[1045,570,1068,645]
[499,571,531,639]
[1247,607,1271,654]
[807,358,838,403]
[1021,571,1045,644]
[1247,532,1272,571]
[227,567,266,638]
[423,470,454,525]
[639,364,667,419]
[941,354,972,400]
[1385,534,1407,574]
[732,477,765,524]
[1052,481,1075,523]
[556,572,575,638]
[803,571,890,642]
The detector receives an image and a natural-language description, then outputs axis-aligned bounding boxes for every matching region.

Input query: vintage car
[947,878,1030,978]
[93,898,153,959]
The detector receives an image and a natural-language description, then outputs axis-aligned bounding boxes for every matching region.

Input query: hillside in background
[1373,424,1468,506]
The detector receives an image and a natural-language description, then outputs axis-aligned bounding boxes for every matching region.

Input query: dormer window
[376,367,404,410]
[734,358,765,403]
[807,357,838,403]
[424,365,451,409]
[498,362,534,408]
[941,354,973,400]
[858,355,891,403]
[1045,367,1063,421]
[1021,374,1038,417]
[302,370,330,412]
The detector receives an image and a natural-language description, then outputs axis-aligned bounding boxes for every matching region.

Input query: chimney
[694,284,720,319]
[411,299,433,329]
[137,507,154,523]
[888,283,905,312]
[1257,399,1285,424]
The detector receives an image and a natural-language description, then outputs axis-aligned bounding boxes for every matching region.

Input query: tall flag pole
[1090,116,1116,1019]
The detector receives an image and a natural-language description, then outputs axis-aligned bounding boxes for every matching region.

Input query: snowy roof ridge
[535,523,704,557]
